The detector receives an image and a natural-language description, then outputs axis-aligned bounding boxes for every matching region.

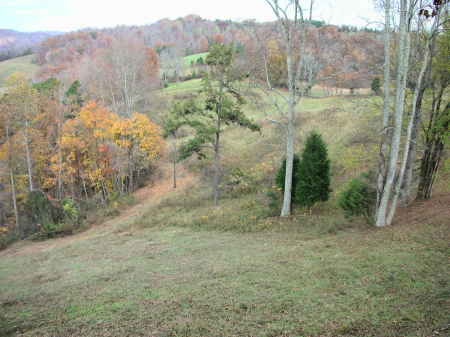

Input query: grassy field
[0,89,449,337]
[163,79,203,94]
[184,52,209,66]
[0,55,38,88]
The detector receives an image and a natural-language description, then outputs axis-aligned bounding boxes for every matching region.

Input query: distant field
[163,78,203,94]
[184,52,209,66]
[0,54,38,88]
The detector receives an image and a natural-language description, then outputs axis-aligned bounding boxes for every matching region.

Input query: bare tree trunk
[400,66,429,204]
[213,123,221,206]
[173,140,177,189]
[265,0,306,217]
[6,125,19,232]
[281,90,295,216]
[9,168,19,233]
[386,30,423,225]
[263,52,272,90]
[82,177,89,200]
[377,0,391,209]
[377,0,392,211]
[280,34,296,217]
[376,0,411,227]
[128,152,134,193]
[417,100,449,200]
[57,117,63,199]
[309,0,314,21]
[401,9,443,203]
[24,120,34,191]
[417,141,444,200]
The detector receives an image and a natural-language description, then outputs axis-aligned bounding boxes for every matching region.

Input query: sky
[1,0,383,32]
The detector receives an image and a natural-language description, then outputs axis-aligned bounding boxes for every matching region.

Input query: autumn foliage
[1,85,164,207]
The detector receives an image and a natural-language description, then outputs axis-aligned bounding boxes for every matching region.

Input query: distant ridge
[0,29,61,61]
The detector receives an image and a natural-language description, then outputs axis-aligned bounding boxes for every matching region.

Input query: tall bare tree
[392,3,446,213]
[375,0,414,227]
[79,34,159,117]
[376,0,392,209]
[264,0,318,216]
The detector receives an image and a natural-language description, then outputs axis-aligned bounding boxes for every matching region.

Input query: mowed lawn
[0,203,448,337]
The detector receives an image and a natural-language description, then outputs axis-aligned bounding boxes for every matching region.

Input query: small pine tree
[296,132,331,208]
[276,154,301,204]
[338,176,376,221]
[371,77,381,95]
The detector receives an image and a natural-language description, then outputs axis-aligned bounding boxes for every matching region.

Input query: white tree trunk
[6,125,19,232]
[387,5,444,223]
[377,0,392,208]
[281,99,295,216]
[280,33,296,217]
[24,120,34,192]
[376,0,411,227]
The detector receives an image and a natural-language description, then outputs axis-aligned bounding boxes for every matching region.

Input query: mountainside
[34,16,383,90]
[0,29,60,61]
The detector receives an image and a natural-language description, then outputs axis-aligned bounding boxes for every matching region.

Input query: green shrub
[338,176,376,221]
[24,191,57,233]
[296,132,331,208]
[276,154,301,203]
[371,77,381,95]
[62,198,81,225]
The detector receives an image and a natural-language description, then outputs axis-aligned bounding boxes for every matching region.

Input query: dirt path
[0,163,195,258]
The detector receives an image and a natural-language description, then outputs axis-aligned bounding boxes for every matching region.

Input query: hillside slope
[0,91,448,337]
[0,182,448,337]
[0,30,57,58]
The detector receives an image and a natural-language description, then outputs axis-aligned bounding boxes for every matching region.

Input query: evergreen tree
[175,44,260,205]
[371,77,381,95]
[296,132,331,208]
[196,57,205,65]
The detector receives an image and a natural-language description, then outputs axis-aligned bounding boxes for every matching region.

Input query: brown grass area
[395,193,450,226]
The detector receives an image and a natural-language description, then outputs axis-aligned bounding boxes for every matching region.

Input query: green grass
[163,79,203,94]
[0,55,38,87]
[184,52,209,66]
